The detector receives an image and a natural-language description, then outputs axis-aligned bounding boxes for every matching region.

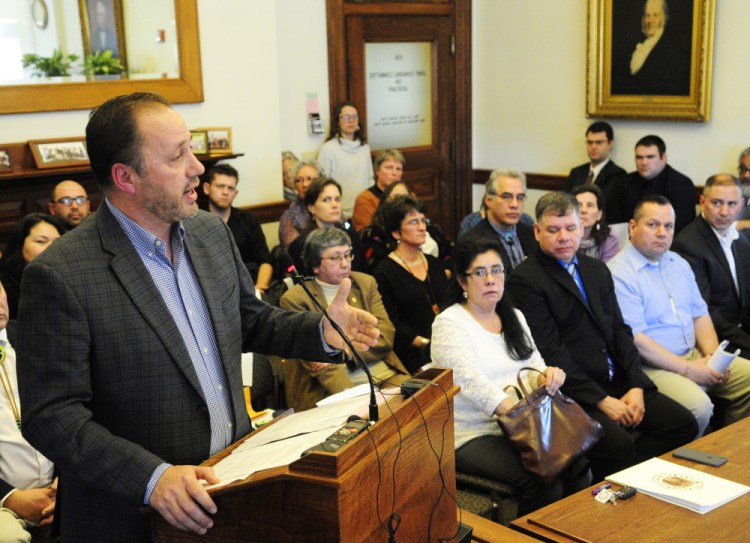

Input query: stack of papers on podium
[606,457,750,513]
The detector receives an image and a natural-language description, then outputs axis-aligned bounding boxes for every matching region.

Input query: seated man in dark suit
[461,168,535,272]
[673,174,750,359]
[563,121,626,197]
[506,191,696,482]
[605,134,696,232]
[201,164,273,293]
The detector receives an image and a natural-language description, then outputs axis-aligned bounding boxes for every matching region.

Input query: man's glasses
[53,196,88,206]
[493,193,526,202]
[739,166,750,174]
[339,114,359,122]
[321,252,354,264]
[464,266,504,279]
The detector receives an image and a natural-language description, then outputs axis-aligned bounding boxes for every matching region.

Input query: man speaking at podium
[15,92,379,543]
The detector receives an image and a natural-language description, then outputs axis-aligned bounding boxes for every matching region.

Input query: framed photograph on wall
[78,0,127,66]
[190,130,208,156]
[586,0,715,121]
[29,138,90,169]
[0,149,11,172]
[201,128,233,155]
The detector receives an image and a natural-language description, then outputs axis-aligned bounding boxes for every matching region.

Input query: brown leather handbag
[497,367,603,485]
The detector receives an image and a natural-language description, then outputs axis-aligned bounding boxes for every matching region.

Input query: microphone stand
[287,272,380,422]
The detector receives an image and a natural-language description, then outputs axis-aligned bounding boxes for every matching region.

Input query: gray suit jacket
[16,204,332,542]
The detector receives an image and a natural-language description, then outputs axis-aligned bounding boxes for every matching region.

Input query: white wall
[472,1,750,188]
[4,0,749,222]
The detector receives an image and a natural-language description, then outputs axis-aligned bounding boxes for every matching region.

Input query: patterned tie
[567,262,615,380]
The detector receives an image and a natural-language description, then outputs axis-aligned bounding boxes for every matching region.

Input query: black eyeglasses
[53,196,88,206]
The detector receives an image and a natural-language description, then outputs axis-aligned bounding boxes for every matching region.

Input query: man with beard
[48,180,92,230]
[201,164,273,292]
[15,92,380,542]
[563,121,626,196]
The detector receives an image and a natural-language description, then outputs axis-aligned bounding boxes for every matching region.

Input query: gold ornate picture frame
[586,0,715,121]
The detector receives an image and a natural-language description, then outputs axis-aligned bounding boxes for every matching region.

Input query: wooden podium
[151,368,460,542]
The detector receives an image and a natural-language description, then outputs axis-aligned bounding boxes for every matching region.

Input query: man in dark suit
[673,174,750,358]
[563,121,626,198]
[605,134,696,232]
[461,168,535,272]
[15,93,380,542]
[506,192,696,481]
[611,0,691,96]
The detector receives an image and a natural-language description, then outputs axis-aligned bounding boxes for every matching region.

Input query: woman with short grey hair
[281,227,410,411]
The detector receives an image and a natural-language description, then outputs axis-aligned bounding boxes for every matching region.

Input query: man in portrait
[88,0,120,56]
[610,0,692,96]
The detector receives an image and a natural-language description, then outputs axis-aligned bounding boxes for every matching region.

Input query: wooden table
[458,510,537,543]
[511,417,750,543]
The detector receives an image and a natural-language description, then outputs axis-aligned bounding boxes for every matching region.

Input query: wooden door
[327,0,471,237]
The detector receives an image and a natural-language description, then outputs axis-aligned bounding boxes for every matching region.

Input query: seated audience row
[610,189,750,436]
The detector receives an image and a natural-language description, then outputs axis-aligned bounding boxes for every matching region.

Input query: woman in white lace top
[431,237,591,516]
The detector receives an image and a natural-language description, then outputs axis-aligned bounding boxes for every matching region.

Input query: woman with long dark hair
[0,213,66,318]
[431,236,591,516]
[317,101,373,218]
[288,177,365,274]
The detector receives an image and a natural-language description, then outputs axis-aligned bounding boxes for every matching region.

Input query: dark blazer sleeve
[663,167,696,234]
[564,164,588,192]
[673,219,750,354]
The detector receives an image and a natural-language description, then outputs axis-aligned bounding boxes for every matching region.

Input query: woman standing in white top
[317,102,374,218]
[431,237,591,516]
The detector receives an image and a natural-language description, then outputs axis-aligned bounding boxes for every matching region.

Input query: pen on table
[591,483,611,496]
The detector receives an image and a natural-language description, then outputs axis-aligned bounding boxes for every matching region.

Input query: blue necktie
[567,262,615,381]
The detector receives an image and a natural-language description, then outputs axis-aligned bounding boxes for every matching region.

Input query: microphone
[277,252,380,422]
[278,253,311,285]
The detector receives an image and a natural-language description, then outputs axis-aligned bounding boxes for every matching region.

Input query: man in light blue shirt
[608,195,750,436]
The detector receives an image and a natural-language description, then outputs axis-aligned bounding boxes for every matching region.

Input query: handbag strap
[515,366,546,403]
[502,384,522,402]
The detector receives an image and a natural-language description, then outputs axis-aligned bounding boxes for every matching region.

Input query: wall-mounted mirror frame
[0,0,202,115]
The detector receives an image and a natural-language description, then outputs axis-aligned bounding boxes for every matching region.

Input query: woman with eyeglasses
[317,102,373,218]
[278,159,323,253]
[431,236,591,516]
[572,185,620,263]
[361,181,454,272]
[373,195,449,373]
[0,213,66,318]
[281,227,410,411]
[352,148,405,231]
[288,177,366,275]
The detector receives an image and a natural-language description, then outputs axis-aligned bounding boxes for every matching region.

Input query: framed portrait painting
[78,0,127,65]
[587,0,715,121]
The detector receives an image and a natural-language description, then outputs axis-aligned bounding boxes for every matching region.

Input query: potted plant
[21,49,79,77]
[83,50,127,79]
